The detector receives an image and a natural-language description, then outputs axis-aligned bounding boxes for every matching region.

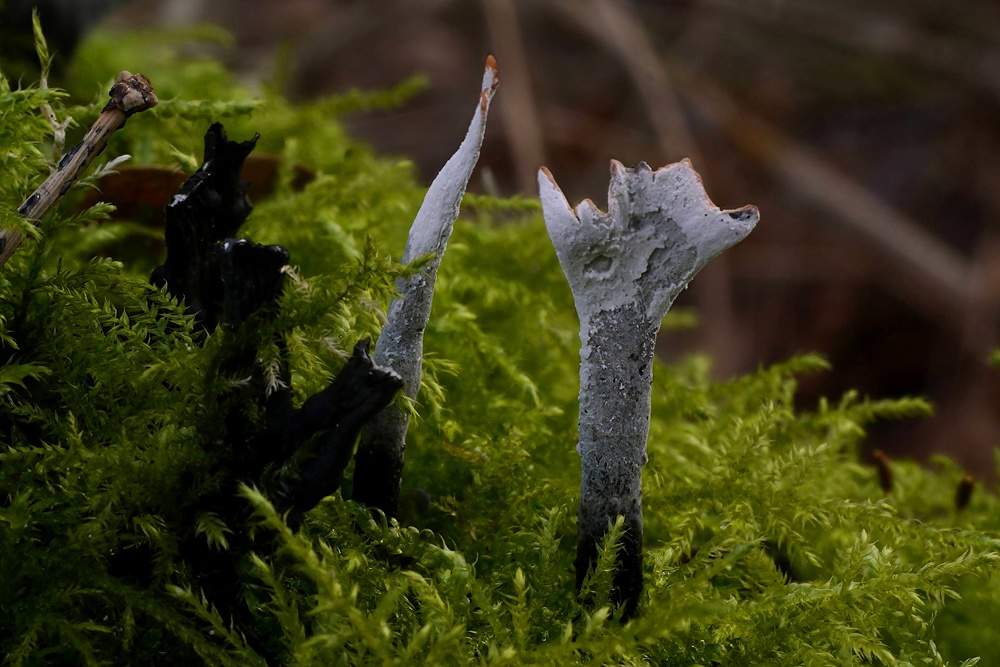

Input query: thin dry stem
[38,71,71,157]
[0,71,158,269]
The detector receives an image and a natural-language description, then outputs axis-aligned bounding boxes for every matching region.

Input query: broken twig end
[109,71,158,116]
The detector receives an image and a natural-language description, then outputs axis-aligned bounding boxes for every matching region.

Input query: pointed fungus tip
[478,59,499,114]
[479,56,500,111]
[485,54,499,88]
[538,167,576,219]
[539,167,567,198]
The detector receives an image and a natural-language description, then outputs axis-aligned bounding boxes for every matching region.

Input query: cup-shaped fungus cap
[539,159,758,322]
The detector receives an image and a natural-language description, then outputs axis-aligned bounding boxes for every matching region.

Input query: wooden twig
[293,0,456,89]
[0,71,158,269]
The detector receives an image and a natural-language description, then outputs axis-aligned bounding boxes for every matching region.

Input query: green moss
[1,24,998,666]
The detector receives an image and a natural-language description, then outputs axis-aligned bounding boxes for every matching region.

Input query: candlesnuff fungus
[151,122,260,331]
[539,159,758,617]
[151,122,403,522]
[353,56,500,518]
[140,122,403,643]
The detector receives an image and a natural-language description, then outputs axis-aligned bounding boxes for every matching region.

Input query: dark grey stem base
[574,306,656,620]
[352,405,410,518]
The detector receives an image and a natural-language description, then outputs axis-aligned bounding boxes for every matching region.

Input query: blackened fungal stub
[273,339,403,521]
[150,127,398,506]
[17,193,40,217]
[217,239,289,330]
[145,123,403,649]
[57,143,80,170]
[170,339,400,662]
[956,475,975,511]
[151,122,259,331]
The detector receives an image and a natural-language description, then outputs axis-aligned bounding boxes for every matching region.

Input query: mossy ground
[1,24,999,666]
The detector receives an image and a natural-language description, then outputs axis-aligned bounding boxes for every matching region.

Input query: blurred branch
[157,0,203,25]
[482,0,547,193]
[673,71,997,353]
[699,0,1000,104]
[541,103,648,158]
[549,0,701,165]
[293,0,456,86]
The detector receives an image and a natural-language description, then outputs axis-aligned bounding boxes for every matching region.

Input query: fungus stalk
[353,56,499,517]
[539,159,758,617]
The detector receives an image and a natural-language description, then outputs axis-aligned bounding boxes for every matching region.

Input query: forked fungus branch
[540,159,758,617]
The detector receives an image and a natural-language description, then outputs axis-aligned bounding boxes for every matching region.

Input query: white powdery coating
[375,56,498,390]
[540,158,759,564]
[355,57,498,515]
[402,61,499,263]
[539,159,758,330]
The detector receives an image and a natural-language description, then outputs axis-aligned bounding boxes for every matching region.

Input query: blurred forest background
[4,0,1000,477]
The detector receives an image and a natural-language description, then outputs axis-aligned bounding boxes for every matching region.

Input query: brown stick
[0,71,158,269]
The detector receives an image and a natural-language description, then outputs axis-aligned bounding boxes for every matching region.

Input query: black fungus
[142,123,403,653]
